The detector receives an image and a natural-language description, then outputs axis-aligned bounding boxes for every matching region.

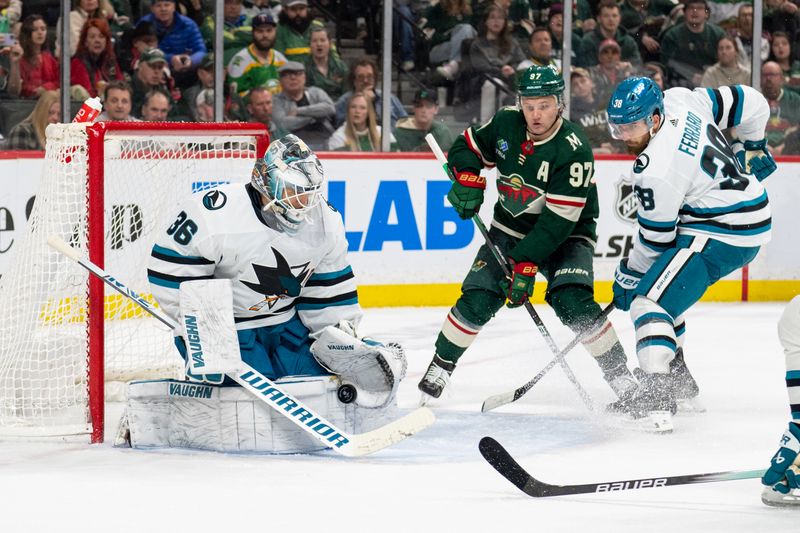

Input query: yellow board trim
[38,281,800,322]
[357,280,800,307]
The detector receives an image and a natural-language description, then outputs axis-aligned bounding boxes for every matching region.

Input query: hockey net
[0,121,269,442]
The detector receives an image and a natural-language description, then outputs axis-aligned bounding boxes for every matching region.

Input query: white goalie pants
[120,376,397,454]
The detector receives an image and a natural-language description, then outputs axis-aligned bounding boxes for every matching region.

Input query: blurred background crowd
[0,0,797,154]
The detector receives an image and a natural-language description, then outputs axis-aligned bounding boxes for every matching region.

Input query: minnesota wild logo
[497,174,545,217]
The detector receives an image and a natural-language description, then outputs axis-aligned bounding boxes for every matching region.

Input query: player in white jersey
[147,134,406,407]
[605,78,776,432]
[761,295,800,507]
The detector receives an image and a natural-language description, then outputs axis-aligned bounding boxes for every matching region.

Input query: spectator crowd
[0,0,799,154]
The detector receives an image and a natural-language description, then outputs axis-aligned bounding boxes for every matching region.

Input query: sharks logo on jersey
[244,248,314,312]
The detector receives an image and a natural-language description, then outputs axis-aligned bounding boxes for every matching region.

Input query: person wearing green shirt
[304,26,348,101]
[227,12,286,96]
[659,0,726,87]
[394,88,455,152]
[200,0,252,66]
[418,65,635,405]
[274,0,323,64]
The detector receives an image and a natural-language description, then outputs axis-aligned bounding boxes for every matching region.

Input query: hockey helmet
[606,76,664,140]
[517,65,565,100]
[252,134,324,229]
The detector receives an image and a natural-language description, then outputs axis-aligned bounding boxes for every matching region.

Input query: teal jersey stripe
[152,244,207,261]
[296,297,359,311]
[310,266,353,280]
[148,275,180,289]
[634,312,674,328]
[680,191,768,216]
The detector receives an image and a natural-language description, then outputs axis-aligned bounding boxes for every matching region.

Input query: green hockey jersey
[448,107,599,264]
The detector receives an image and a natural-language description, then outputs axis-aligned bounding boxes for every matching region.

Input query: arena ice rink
[1,302,797,531]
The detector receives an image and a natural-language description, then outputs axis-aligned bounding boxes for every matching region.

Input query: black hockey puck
[337,384,357,404]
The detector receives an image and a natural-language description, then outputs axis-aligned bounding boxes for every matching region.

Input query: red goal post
[0,121,270,443]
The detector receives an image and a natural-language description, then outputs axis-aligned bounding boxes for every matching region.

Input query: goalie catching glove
[311,322,407,408]
[731,138,777,182]
[447,169,485,219]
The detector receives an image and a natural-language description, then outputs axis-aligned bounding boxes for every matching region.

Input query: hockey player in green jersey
[418,64,636,404]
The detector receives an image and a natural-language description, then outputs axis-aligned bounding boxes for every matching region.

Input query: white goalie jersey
[626,85,772,274]
[147,183,362,337]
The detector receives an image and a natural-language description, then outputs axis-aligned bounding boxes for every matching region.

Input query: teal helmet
[517,65,565,99]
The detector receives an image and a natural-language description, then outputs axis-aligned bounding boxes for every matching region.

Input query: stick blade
[347,407,436,457]
[481,392,514,412]
[479,436,536,494]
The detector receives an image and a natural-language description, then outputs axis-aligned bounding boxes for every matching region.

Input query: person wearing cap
[132,47,179,118]
[194,87,215,121]
[184,53,215,120]
[200,0,253,66]
[305,25,349,101]
[579,0,641,67]
[568,67,621,153]
[659,0,726,87]
[228,11,287,96]
[274,0,325,64]
[272,60,335,150]
[588,39,636,104]
[394,88,455,152]
[136,0,207,85]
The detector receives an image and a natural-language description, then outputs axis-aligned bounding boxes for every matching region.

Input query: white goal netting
[0,122,265,439]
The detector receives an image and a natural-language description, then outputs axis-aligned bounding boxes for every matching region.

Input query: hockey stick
[478,436,764,497]
[47,235,435,457]
[481,303,615,412]
[425,134,593,411]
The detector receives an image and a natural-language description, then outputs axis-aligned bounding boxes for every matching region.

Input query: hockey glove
[612,259,644,312]
[500,260,538,308]
[446,170,485,220]
[732,139,777,182]
[762,422,800,492]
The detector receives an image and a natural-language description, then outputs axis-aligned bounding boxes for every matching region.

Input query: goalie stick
[482,304,615,412]
[478,436,764,497]
[425,133,593,411]
[47,235,435,457]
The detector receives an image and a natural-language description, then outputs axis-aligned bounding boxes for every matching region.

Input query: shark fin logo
[243,248,313,311]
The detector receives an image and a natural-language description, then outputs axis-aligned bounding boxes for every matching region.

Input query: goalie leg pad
[120,377,398,453]
[311,325,407,407]
[124,376,346,454]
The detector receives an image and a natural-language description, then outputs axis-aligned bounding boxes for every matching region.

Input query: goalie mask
[252,134,324,230]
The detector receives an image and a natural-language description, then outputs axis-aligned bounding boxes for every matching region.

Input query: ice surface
[1,303,797,532]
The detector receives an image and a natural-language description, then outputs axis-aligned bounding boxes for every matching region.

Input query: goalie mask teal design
[252,134,324,230]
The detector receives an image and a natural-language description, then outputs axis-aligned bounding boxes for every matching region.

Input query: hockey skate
[608,373,676,433]
[762,483,800,507]
[418,354,456,403]
[603,370,639,412]
[669,349,705,413]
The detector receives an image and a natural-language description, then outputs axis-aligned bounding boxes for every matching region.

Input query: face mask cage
[251,140,324,229]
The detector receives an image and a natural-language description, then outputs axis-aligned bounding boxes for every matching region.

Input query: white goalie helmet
[252,134,324,230]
